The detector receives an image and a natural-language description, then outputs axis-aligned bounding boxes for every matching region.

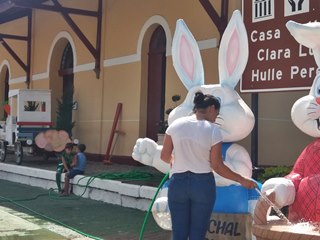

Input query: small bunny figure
[133,10,256,228]
[261,20,320,222]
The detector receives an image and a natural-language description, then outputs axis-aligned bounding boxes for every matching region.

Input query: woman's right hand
[239,176,258,189]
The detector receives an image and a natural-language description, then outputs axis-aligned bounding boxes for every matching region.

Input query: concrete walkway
[0,205,90,239]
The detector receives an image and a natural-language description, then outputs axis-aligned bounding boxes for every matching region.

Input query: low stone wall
[0,163,157,211]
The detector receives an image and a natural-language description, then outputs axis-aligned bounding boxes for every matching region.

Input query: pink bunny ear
[219,10,248,89]
[226,30,240,76]
[179,35,195,82]
[172,19,204,90]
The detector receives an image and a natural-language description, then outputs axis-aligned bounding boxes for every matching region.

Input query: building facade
[0,0,313,167]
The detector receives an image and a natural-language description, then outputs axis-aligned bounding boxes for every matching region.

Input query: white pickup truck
[0,89,52,164]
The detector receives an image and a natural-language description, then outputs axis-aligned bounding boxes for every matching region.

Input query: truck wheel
[0,140,6,162]
[15,142,23,165]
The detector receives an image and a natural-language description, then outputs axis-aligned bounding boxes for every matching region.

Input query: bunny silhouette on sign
[261,20,320,222]
[132,10,257,229]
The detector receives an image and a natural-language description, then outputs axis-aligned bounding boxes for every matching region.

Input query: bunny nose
[316,97,320,105]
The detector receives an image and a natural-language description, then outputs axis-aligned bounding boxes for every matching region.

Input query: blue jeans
[168,171,216,240]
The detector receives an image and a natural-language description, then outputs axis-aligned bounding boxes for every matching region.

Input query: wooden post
[103,103,122,164]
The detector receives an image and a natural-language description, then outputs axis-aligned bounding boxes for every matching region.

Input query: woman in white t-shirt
[161,91,257,240]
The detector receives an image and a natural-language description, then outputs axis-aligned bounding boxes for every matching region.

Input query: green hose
[0,193,48,203]
[59,170,170,240]
[75,170,165,197]
[0,170,169,239]
[139,172,169,240]
[45,170,165,199]
[0,171,164,202]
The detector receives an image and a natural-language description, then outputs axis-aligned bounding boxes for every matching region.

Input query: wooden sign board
[241,0,319,93]
[205,213,253,240]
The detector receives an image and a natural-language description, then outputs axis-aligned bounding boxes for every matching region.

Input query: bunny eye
[314,86,320,97]
[313,75,320,98]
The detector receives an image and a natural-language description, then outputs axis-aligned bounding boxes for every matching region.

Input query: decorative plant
[256,165,292,183]
[158,120,168,134]
[158,94,181,133]
[56,94,75,137]
[24,101,39,111]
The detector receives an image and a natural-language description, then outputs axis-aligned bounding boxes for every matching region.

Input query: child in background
[61,144,87,196]
[56,143,74,193]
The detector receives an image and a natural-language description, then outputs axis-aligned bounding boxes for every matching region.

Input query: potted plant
[256,165,292,183]
[56,94,76,137]
[157,94,181,143]
[158,120,168,134]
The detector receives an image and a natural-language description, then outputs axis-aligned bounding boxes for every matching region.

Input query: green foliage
[56,94,75,137]
[24,101,39,111]
[257,166,292,183]
[166,94,181,115]
[158,120,168,134]
[158,94,181,133]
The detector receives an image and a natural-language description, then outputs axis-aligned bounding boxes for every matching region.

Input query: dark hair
[78,144,86,153]
[193,91,220,112]
[65,143,73,150]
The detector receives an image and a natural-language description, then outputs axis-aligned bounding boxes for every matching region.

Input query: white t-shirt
[166,115,223,175]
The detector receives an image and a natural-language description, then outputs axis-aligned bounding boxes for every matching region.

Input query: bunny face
[291,72,320,137]
[213,87,254,142]
[286,21,320,137]
[168,10,254,142]
[168,84,254,142]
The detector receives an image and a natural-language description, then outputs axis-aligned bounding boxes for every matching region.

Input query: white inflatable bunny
[132,10,256,229]
[261,20,320,222]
